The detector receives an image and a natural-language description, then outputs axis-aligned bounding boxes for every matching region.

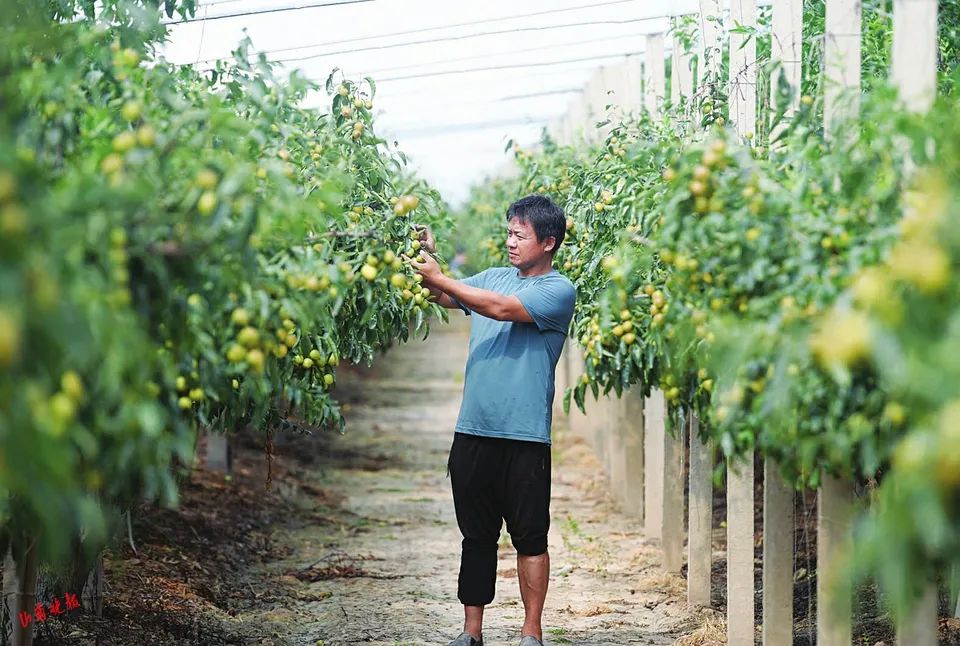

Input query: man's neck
[517,260,554,278]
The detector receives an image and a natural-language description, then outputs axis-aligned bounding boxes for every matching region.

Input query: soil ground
[30,316,703,646]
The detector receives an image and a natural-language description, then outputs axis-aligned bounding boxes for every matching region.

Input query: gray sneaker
[447,632,483,646]
[519,637,544,646]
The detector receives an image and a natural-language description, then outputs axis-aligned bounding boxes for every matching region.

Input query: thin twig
[265,430,275,491]
[307,230,380,243]
[147,240,190,258]
[127,510,138,555]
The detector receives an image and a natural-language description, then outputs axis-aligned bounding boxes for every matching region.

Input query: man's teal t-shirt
[452,267,576,445]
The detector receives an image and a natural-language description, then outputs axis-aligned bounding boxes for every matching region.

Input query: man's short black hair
[505,194,565,253]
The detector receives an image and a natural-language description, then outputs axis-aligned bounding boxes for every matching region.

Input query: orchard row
[0,1,450,567]
[458,51,960,618]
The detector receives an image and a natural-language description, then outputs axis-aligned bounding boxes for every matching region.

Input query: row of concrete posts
[549,0,943,644]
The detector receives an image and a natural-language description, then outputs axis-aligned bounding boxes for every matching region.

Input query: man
[408,195,576,646]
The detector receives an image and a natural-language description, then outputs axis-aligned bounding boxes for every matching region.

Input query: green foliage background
[1,0,453,581]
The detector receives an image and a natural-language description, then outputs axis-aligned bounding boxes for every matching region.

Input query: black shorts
[447,432,551,605]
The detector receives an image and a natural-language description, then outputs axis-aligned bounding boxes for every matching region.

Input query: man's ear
[543,236,557,253]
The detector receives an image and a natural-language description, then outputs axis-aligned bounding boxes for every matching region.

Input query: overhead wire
[352,89,582,127]
[194,3,210,64]
[172,2,680,140]
[359,87,582,114]
[373,50,645,84]
[300,60,604,103]
[385,116,558,139]
[356,69,592,104]
[499,88,584,101]
[195,0,246,6]
[190,0,646,63]
[267,18,667,67]
[355,31,642,78]
[163,0,375,25]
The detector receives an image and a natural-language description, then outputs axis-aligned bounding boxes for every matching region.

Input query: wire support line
[164,0,375,24]
[357,31,643,78]
[195,0,246,6]
[366,87,584,113]
[385,116,557,139]
[342,91,582,121]
[270,18,660,67]
[194,3,209,63]
[192,0,646,63]
[193,16,670,70]
[357,77,589,105]
[499,88,584,101]
[371,50,644,84]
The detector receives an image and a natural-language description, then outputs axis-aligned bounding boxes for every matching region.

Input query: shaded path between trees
[263,316,701,645]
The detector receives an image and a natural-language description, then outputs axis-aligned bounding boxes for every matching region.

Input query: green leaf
[574,383,586,414]
[325,68,340,95]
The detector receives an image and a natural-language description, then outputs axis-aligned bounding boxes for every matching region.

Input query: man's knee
[459,537,499,607]
[462,536,499,553]
[512,533,548,556]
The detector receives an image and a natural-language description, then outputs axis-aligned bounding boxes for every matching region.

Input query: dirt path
[261,317,700,646]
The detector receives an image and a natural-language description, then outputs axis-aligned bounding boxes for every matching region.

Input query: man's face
[506,216,553,270]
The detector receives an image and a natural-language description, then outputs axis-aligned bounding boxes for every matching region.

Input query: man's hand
[405,250,443,286]
[413,224,436,254]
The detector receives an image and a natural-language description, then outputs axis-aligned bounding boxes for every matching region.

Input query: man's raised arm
[413,224,460,310]
[409,225,462,310]
[410,224,530,319]
[408,253,533,324]
[433,291,462,310]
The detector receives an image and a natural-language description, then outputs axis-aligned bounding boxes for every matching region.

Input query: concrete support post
[643,390,682,571]
[584,68,606,144]
[762,460,795,645]
[729,0,757,138]
[643,390,666,539]
[622,389,645,520]
[662,414,684,573]
[554,340,570,417]
[565,345,589,441]
[896,585,938,646]
[890,16,938,641]
[598,64,628,142]
[698,0,722,89]
[727,457,756,646]
[770,0,803,143]
[892,0,938,112]
[607,394,629,507]
[824,0,862,130]
[726,4,758,644]
[644,33,666,114]
[3,543,39,646]
[687,414,713,607]
[671,31,695,107]
[206,432,231,472]
[81,553,105,618]
[817,475,853,646]
[624,57,645,116]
